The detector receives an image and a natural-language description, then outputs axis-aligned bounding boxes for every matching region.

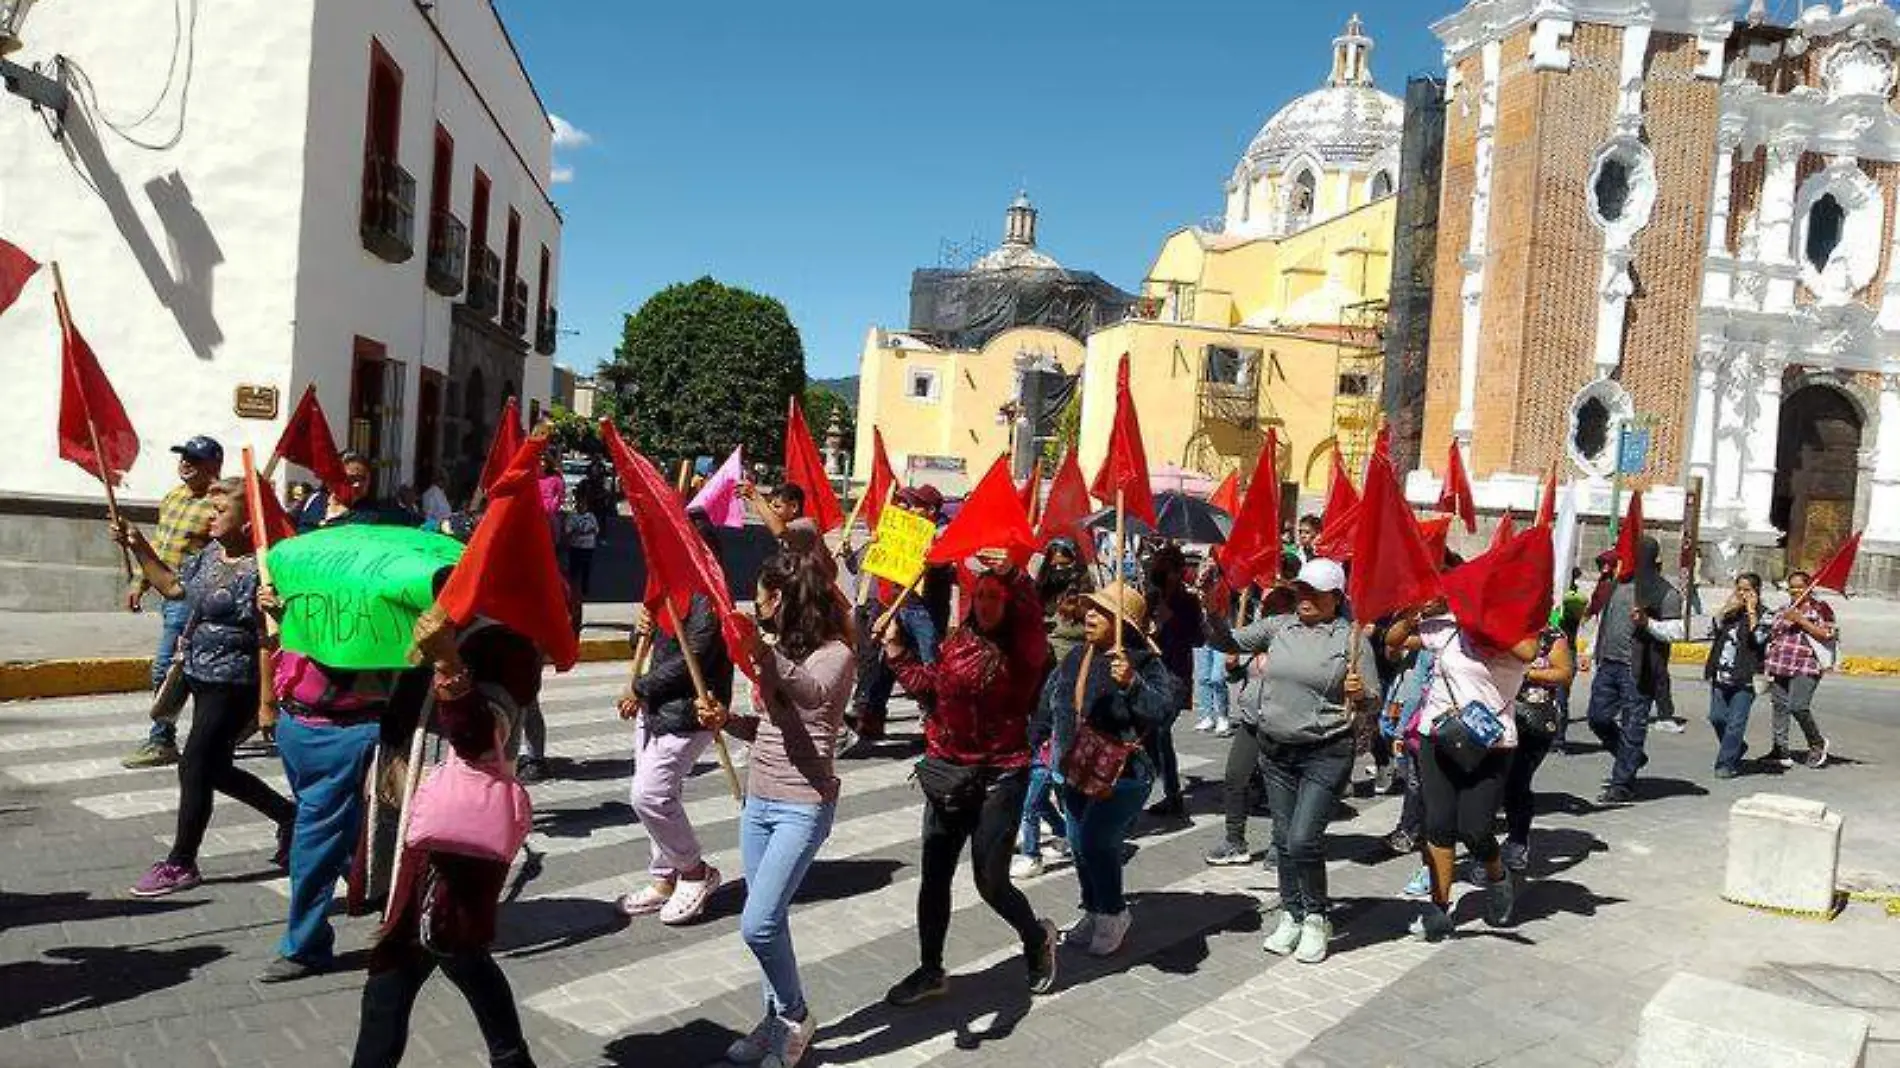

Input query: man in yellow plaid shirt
[122,436,222,768]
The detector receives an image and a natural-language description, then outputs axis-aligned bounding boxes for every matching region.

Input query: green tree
[1043,387,1082,466]
[543,405,601,456]
[602,277,806,469]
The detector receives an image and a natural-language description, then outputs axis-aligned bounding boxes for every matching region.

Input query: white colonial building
[0,0,560,531]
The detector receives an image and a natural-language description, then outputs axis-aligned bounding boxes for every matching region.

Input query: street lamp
[0,0,69,123]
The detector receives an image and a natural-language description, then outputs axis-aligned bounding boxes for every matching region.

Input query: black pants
[1142,708,1183,805]
[918,771,1044,972]
[566,547,595,599]
[1222,721,1264,845]
[1503,715,1557,848]
[351,945,533,1067]
[1417,741,1508,864]
[167,678,294,867]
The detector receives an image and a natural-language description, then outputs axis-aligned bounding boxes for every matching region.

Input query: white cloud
[550,114,593,149]
[551,164,576,185]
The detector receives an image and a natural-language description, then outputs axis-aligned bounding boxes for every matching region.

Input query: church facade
[1418,0,1900,589]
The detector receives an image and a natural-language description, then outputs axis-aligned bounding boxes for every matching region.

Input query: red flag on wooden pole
[1444,523,1556,652]
[0,238,41,319]
[1036,449,1096,563]
[1218,428,1283,591]
[438,432,579,671]
[1347,450,1443,622]
[863,428,898,532]
[1089,354,1158,526]
[1325,447,1360,519]
[784,396,845,533]
[1810,531,1862,595]
[1019,457,1043,523]
[930,455,1038,567]
[242,448,298,549]
[1614,489,1644,581]
[52,266,141,490]
[1417,514,1454,566]
[1438,439,1477,533]
[478,397,525,495]
[271,385,350,498]
[1208,469,1241,516]
[1534,465,1559,529]
[1489,509,1517,552]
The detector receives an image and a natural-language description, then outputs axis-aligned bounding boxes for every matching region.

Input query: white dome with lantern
[1222,15,1403,240]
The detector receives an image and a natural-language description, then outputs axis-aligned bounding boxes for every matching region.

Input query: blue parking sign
[1617,427,1650,475]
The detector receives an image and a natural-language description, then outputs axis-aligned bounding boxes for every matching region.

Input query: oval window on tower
[1806,194,1846,275]
[1573,396,1611,463]
[1593,159,1631,224]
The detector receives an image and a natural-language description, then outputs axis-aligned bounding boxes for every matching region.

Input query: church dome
[974,191,1063,271]
[1233,15,1401,184]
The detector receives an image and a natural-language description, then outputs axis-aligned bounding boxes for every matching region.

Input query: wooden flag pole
[665,599,743,802]
[51,263,135,582]
[1113,488,1126,653]
[240,448,281,732]
[384,714,430,922]
[872,581,917,638]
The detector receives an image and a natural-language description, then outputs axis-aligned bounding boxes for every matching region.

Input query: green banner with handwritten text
[267,525,465,670]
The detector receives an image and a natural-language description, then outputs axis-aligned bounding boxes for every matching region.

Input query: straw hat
[1083,581,1148,628]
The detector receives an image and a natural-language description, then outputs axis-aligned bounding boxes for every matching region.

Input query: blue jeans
[1708,683,1755,774]
[148,598,192,745]
[1261,735,1355,920]
[1062,763,1153,916]
[1192,646,1229,723]
[1586,661,1651,789]
[854,598,942,726]
[740,796,835,1018]
[276,714,379,964]
[1018,761,1066,857]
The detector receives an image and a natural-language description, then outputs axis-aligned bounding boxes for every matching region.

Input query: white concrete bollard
[1724,793,1842,918]
[1634,972,1870,1068]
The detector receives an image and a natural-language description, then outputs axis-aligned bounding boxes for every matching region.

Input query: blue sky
[494,1,1453,380]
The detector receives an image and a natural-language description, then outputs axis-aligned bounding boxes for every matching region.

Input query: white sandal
[660,866,721,926]
[617,882,674,917]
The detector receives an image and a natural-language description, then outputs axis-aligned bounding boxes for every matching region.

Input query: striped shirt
[150,484,216,581]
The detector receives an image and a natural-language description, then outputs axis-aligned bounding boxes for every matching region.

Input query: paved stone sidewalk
[3,665,1899,1067]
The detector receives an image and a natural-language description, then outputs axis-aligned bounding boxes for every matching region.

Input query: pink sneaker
[659,865,721,926]
[131,861,201,898]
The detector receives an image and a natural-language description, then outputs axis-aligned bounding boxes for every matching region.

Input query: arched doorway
[1772,384,1863,572]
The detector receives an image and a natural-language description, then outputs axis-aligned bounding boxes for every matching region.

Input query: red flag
[1312,502,1361,562]
[1325,447,1360,519]
[1443,523,1556,652]
[0,238,41,319]
[1218,429,1283,590]
[1037,450,1096,563]
[479,397,525,495]
[784,396,845,533]
[438,433,579,671]
[1417,514,1454,565]
[241,448,297,549]
[1209,470,1241,516]
[1534,466,1559,529]
[1019,458,1043,521]
[1090,354,1158,526]
[273,385,350,500]
[864,428,898,532]
[929,455,1037,566]
[1348,451,1443,622]
[1810,531,1862,595]
[55,285,140,487]
[1490,509,1517,552]
[1361,424,1393,485]
[1613,489,1644,580]
[603,420,757,679]
[1438,440,1477,533]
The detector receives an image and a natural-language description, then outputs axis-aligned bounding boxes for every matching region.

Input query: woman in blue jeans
[700,554,854,1068]
[1203,558,1377,965]
[1031,582,1173,958]
[1706,573,1769,778]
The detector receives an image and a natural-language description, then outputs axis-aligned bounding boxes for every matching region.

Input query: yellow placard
[860,507,936,588]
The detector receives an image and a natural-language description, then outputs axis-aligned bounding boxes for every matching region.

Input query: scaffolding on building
[1184,339,1272,482]
[1333,298,1389,479]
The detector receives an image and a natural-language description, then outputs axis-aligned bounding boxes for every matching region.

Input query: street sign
[1617,426,1651,475]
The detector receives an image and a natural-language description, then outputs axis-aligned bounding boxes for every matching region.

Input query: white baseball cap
[1294,557,1347,594]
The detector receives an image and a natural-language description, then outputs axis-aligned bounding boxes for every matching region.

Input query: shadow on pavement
[0,943,229,1029]
[495,897,628,958]
[602,1016,744,1067]
[0,889,199,932]
[698,859,908,926]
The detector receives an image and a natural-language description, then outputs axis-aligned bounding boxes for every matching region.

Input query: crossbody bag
[1059,646,1145,800]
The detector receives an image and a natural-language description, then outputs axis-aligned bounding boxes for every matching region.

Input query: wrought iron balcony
[535,305,558,355]
[360,156,416,263]
[502,277,530,337]
[467,248,501,317]
[426,210,467,296]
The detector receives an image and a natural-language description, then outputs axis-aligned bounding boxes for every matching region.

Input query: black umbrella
[1083,491,1232,544]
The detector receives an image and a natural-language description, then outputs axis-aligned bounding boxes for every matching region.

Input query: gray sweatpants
[1767,674,1824,752]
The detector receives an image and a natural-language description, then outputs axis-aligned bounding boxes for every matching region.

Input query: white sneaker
[1213,718,1234,738]
[1088,909,1132,956]
[764,1009,816,1068]
[1194,717,1215,732]
[1041,837,1072,861]
[1010,854,1044,881]
[726,1013,782,1065]
[1060,911,1096,947]
[1262,911,1301,956]
[1293,915,1332,964]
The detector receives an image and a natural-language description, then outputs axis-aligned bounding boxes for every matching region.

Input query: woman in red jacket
[881,562,1060,1006]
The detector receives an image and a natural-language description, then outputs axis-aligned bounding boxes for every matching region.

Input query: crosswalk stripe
[520,756,1221,1037]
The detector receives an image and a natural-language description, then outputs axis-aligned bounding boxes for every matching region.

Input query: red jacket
[893,569,1047,769]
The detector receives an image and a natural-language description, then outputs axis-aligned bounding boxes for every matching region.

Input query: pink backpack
[404,685,532,863]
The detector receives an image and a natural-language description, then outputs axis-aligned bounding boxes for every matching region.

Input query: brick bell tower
[1417,0,1736,514]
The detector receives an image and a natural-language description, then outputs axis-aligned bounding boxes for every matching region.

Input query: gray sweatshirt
[1205,613,1380,746]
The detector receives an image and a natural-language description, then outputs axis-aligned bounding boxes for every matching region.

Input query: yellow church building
[856,15,1403,499]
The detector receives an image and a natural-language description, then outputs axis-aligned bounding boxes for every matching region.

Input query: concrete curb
[1665,644,1900,677]
[0,636,635,701]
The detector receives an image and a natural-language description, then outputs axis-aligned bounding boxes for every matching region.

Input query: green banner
[267,525,465,670]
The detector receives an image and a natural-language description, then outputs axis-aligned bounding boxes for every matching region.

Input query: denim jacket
[1030,640,1174,780]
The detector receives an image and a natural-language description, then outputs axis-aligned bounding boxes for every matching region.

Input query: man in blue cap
[123,435,224,768]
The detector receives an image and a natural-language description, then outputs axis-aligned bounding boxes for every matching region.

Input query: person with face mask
[882,561,1059,1006]
[1585,536,1685,804]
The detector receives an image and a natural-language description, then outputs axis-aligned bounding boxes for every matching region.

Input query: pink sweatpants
[630,719,713,880]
